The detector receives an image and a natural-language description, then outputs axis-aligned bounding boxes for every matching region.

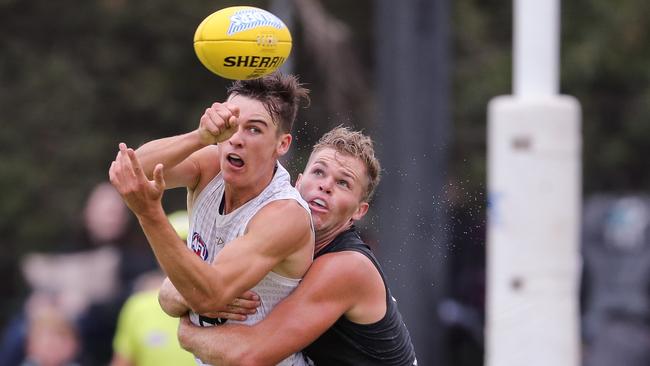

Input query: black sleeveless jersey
[303,227,417,366]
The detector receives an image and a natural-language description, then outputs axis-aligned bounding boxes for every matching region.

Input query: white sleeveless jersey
[187,162,311,366]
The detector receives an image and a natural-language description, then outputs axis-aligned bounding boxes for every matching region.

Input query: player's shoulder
[263,196,306,210]
[247,199,312,247]
[195,145,222,177]
[256,198,310,224]
[318,250,374,269]
[188,145,222,193]
[313,250,377,284]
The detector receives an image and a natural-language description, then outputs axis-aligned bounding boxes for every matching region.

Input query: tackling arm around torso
[178,251,386,365]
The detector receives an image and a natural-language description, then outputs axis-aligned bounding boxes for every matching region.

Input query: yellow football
[193,6,292,80]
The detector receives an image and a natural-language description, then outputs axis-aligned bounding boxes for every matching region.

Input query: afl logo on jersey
[191,232,209,261]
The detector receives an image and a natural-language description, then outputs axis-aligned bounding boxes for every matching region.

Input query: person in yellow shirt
[111,211,195,366]
[110,270,196,366]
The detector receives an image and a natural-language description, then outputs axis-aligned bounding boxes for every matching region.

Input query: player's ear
[352,201,369,221]
[277,133,291,156]
[295,173,303,189]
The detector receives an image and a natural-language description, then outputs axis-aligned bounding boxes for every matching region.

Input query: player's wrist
[195,128,217,147]
[135,205,168,226]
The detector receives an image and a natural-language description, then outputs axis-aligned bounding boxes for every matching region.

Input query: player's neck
[222,166,275,214]
[315,222,353,254]
[314,238,333,254]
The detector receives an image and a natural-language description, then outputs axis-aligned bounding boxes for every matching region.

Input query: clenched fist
[198,102,241,145]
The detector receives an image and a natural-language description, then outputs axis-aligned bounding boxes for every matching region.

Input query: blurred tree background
[1,0,649,363]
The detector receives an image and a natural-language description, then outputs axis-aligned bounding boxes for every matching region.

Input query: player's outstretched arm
[110,143,217,302]
[135,132,212,190]
[178,252,378,365]
[134,101,239,190]
[111,143,311,313]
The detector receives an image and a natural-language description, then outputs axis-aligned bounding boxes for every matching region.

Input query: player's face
[219,95,291,189]
[297,147,369,239]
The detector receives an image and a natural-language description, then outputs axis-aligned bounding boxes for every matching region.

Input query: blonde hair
[311,126,381,201]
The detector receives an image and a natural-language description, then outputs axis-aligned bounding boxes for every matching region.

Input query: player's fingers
[115,143,125,165]
[200,112,220,136]
[126,147,144,179]
[112,146,129,184]
[230,104,240,118]
[203,311,247,321]
[223,102,240,118]
[231,298,260,312]
[239,290,260,301]
[117,142,136,178]
[205,107,229,134]
[227,115,239,130]
[221,102,239,130]
[153,163,166,191]
[210,103,234,128]
[233,304,258,315]
[221,312,247,321]
[219,303,250,315]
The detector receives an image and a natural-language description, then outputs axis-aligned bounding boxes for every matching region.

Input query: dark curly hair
[227,73,310,134]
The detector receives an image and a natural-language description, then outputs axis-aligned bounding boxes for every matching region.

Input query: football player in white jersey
[109,73,314,365]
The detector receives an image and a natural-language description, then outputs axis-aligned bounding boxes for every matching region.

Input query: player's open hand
[198,101,240,145]
[109,142,166,218]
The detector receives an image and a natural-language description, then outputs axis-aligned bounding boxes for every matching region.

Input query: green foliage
[1,0,648,329]
[563,0,650,192]
[0,0,253,253]
[451,0,511,194]
[451,0,650,195]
